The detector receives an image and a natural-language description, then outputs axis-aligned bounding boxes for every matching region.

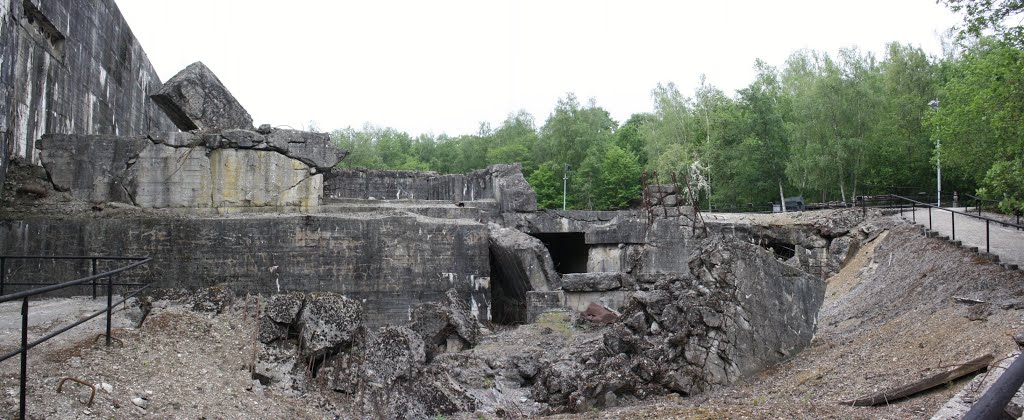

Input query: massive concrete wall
[325,163,538,213]
[0,213,491,326]
[35,129,347,213]
[0,0,176,187]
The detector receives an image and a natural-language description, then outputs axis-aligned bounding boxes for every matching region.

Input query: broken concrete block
[561,272,626,292]
[264,129,348,171]
[150,61,254,131]
[35,134,151,203]
[410,289,480,361]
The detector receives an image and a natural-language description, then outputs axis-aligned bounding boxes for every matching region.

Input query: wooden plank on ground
[840,354,994,406]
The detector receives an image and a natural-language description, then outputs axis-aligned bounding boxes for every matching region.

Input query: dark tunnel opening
[531,232,588,274]
[763,239,797,260]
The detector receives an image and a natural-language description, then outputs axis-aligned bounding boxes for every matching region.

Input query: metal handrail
[876,195,1022,257]
[0,257,150,303]
[888,195,1023,230]
[0,255,152,420]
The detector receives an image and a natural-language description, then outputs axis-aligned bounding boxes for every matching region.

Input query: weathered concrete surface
[0,213,490,326]
[531,237,825,411]
[35,132,346,211]
[255,292,364,388]
[487,223,560,323]
[0,0,176,186]
[410,289,481,361]
[503,210,649,244]
[525,290,564,322]
[150,62,253,131]
[561,272,626,292]
[325,163,536,212]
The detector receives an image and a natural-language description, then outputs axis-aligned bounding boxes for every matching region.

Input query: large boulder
[150,61,253,131]
[254,292,364,388]
[410,289,481,361]
[299,293,363,358]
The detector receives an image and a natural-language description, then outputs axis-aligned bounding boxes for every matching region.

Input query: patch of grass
[533,311,573,336]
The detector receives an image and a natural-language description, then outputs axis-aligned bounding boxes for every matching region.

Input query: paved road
[904,207,1024,268]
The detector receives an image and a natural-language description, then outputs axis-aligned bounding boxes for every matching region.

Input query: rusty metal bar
[56,377,96,407]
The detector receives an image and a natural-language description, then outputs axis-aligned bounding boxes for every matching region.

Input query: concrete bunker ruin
[0,6,881,414]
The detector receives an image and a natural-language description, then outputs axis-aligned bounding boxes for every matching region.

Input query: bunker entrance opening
[532,232,588,274]
[489,251,529,325]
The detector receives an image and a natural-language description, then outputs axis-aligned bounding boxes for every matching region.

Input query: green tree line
[332,3,1024,213]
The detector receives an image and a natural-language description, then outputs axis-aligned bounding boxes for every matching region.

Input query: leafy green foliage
[327,21,1022,214]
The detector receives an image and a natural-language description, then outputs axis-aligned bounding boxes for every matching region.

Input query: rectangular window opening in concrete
[532,232,588,275]
[22,0,65,61]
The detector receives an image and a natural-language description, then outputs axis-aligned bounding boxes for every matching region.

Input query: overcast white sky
[115,0,960,136]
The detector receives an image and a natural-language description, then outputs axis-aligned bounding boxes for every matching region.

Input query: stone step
[982,253,1001,263]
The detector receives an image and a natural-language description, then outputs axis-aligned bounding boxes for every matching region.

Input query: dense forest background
[331,1,1024,214]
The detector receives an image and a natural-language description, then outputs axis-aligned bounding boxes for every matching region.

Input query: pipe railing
[0,255,152,420]
[860,195,1023,255]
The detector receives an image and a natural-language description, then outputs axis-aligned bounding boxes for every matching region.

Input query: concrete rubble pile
[254,289,480,419]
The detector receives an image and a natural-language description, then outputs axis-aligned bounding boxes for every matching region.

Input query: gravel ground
[0,297,339,419]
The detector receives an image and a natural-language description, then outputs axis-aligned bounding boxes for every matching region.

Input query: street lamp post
[929,99,941,207]
[562,164,570,211]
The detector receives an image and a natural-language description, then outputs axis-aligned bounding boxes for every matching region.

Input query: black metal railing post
[912,202,916,223]
[91,258,97,299]
[1,257,6,296]
[952,211,956,242]
[105,273,114,347]
[19,297,29,420]
[986,220,991,254]
[929,206,933,231]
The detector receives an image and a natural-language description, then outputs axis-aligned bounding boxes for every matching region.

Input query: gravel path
[904,207,1024,268]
